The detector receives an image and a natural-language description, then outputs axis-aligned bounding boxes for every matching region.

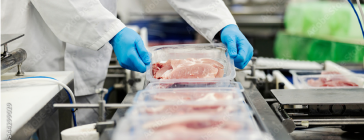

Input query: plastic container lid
[133,88,244,104]
[126,101,251,117]
[145,81,244,92]
[115,132,272,140]
[146,43,236,83]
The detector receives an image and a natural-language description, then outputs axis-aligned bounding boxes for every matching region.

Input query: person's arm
[30,0,124,50]
[167,0,253,69]
[167,0,236,42]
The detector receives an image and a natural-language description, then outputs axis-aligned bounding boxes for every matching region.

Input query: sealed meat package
[146,43,236,83]
[119,114,270,140]
[133,88,244,104]
[152,58,224,79]
[127,102,250,116]
[295,71,364,88]
[145,81,244,91]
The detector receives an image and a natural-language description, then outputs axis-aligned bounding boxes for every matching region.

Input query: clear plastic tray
[133,88,244,104]
[145,81,244,92]
[117,131,272,140]
[115,132,273,140]
[126,101,251,116]
[295,74,364,89]
[115,113,270,140]
[146,43,236,83]
[289,70,322,88]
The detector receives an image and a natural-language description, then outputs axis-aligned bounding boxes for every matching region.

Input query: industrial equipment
[1,34,27,76]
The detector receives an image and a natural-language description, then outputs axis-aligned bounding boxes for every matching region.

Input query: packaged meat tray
[126,101,251,116]
[115,113,272,140]
[133,88,244,104]
[146,43,236,83]
[145,81,244,92]
[294,73,364,89]
[289,70,322,88]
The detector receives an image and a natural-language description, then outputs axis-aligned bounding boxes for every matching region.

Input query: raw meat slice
[307,79,323,87]
[153,60,173,79]
[151,92,234,102]
[306,71,358,87]
[156,120,239,131]
[143,118,242,140]
[321,71,341,75]
[143,104,231,115]
[152,58,224,80]
[167,63,218,79]
[145,130,237,140]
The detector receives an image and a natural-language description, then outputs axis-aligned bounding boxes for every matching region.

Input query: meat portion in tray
[307,71,359,87]
[152,92,234,102]
[141,104,236,115]
[143,118,243,140]
[152,58,224,79]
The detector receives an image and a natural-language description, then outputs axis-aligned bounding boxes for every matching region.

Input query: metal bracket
[245,57,259,83]
[53,88,132,134]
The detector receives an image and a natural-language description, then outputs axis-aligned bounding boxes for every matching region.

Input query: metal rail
[53,103,132,109]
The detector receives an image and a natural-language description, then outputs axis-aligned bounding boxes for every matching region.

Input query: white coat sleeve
[30,0,125,50]
[167,0,236,42]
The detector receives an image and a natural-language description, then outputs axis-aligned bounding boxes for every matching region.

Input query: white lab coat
[1,0,236,138]
[2,0,122,139]
[167,0,237,42]
[2,0,236,95]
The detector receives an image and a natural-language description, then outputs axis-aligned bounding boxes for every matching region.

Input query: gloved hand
[220,24,253,69]
[109,27,151,72]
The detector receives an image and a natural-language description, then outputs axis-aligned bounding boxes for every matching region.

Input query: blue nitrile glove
[221,24,253,69]
[109,27,151,72]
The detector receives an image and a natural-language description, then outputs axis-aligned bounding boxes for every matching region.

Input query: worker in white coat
[1,0,252,139]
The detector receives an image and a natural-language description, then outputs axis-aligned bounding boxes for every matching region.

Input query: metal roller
[271,102,296,133]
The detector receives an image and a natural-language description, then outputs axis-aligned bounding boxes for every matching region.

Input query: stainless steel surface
[53,103,132,108]
[265,98,277,103]
[243,86,292,139]
[2,44,10,58]
[294,121,364,126]
[105,104,133,109]
[271,102,295,133]
[108,65,121,69]
[106,74,126,78]
[1,48,27,74]
[271,89,364,105]
[96,121,115,126]
[97,88,108,122]
[12,80,73,140]
[308,104,364,116]
[235,71,293,140]
[251,57,256,76]
[1,34,24,45]
[15,63,24,76]
[95,121,115,134]
[99,100,106,122]
[245,57,259,81]
[291,126,364,140]
[294,118,364,122]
